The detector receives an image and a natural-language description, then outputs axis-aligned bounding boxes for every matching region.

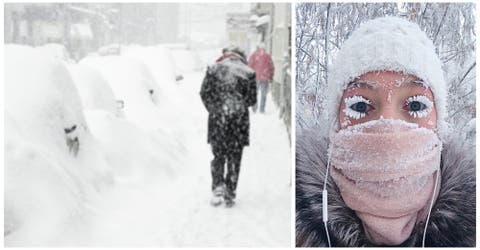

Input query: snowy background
[296,3,476,144]
[4,3,291,247]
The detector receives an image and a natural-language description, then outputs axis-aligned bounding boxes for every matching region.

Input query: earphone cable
[323,156,332,247]
[422,169,440,247]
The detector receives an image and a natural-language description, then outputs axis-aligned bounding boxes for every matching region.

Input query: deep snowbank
[5,45,113,245]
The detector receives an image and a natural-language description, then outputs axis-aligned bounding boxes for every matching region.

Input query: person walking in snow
[248,43,274,114]
[296,17,475,247]
[200,47,257,208]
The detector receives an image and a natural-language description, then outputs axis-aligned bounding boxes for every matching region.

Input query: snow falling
[4,3,291,247]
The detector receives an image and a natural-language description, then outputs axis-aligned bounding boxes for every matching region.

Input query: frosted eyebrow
[347,79,377,89]
[413,79,425,85]
[397,78,426,87]
[349,78,427,88]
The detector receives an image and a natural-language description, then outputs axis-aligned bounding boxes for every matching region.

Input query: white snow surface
[83,109,180,182]
[5,46,291,246]
[122,45,186,105]
[5,45,114,245]
[80,55,166,129]
[56,76,291,246]
[36,43,72,62]
[68,64,119,116]
[197,48,223,64]
[67,62,179,181]
[122,45,177,85]
[79,54,190,155]
[170,48,203,74]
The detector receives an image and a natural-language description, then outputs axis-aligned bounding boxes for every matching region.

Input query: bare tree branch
[323,3,331,84]
[432,3,450,44]
[457,62,476,87]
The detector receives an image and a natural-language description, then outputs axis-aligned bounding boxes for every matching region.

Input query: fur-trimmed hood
[296,129,476,247]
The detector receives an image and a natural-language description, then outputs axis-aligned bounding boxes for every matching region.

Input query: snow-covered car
[5,45,113,244]
[36,43,72,62]
[68,64,123,117]
[169,47,203,74]
[68,64,178,181]
[80,55,165,129]
[123,45,177,84]
[80,55,188,155]
[122,45,185,104]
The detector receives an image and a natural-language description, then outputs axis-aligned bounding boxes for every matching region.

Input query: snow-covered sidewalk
[47,73,292,247]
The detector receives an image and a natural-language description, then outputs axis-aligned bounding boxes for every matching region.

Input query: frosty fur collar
[296,129,475,247]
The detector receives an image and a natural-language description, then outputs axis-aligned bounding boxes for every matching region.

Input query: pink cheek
[340,116,352,129]
[417,117,437,130]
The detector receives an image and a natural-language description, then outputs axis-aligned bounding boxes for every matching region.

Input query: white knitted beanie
[326,16,448,139]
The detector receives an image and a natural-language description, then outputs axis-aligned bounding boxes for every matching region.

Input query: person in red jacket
[248,43,274,113]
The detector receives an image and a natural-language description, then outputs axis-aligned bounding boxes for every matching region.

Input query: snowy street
[59,73,292,247]
[5,3,292,246]
[5,67,291,247]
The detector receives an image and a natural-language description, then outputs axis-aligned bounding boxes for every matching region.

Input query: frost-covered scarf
[329,119,442,245]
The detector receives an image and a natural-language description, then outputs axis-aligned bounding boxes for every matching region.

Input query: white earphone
[322,156,332,247]
[422,169,440,247]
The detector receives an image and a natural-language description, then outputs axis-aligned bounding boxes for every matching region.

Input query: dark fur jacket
[296,129,476,247]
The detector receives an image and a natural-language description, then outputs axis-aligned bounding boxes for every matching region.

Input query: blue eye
[343,96,372,120]
[405,95,434,118]
[408,101,425,112]
[350,102,368,113]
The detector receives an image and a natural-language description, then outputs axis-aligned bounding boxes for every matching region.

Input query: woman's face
[338,71,437,129]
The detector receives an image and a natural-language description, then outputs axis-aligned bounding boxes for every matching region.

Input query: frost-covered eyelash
[343,95,371,120]
[406,95,433,118]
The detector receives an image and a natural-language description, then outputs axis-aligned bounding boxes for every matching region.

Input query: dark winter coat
[200,57,256,147]
[296,129,476,247]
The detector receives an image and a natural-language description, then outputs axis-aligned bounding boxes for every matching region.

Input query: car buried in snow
[4,44,113,243]
[68,63,179,181]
